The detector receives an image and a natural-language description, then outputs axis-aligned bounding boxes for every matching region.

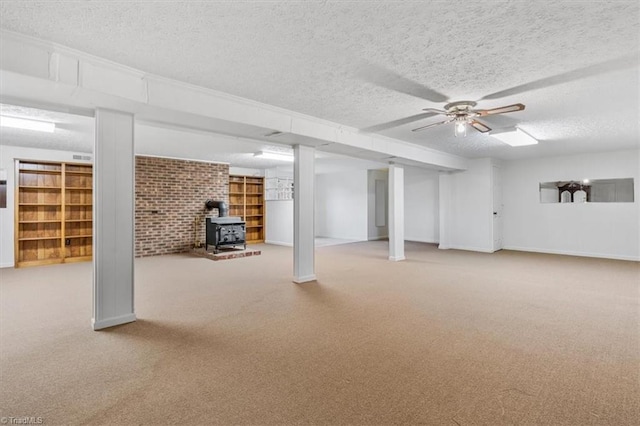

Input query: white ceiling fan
[358,55,636,137]
[411,101,525,136]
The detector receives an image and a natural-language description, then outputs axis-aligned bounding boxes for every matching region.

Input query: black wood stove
[206,217,246,253]
[204,200,246,253]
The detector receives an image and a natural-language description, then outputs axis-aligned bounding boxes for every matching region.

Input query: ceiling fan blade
[422,108,448,115]
[469,120,492,133]
[477,104,525,116]
[480,54,638,100]
[361,112,440,133]
[412,118,454,132]
[357,63,449,103]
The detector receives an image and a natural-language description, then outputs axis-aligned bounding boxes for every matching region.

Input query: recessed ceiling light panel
[254,151,294,162]
[491,128,538,146]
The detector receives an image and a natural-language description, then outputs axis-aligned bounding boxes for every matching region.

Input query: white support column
[438,171,452,250]
[92,109,136,330]
[388,164,405,261]
[293,144,316,283]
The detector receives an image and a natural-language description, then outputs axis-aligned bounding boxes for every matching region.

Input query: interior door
[492,165,503,251]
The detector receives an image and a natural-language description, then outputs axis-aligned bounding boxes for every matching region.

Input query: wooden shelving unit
[228,175,265,244]
[15,160,93,267]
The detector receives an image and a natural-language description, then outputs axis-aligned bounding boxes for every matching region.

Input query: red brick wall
[135,156,229,257]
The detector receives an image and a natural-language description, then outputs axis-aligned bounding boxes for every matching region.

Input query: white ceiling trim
[0,30,467,171]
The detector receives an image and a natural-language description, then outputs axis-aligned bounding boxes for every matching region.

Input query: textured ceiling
[1,1,639,160]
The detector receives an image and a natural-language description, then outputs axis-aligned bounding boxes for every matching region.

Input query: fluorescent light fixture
[491,128,538,147]
[254,151,294,162]
[0,116,55,133]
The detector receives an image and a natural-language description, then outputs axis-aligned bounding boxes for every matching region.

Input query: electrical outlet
[65,238,71,246]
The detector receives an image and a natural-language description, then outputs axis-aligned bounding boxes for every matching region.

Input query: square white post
[92,109,136,330]
[293,145,316,283]
[438,171,452,250]
[388,164,405,261]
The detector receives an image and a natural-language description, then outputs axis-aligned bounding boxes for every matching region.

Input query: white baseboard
[406,239,439,244]
[389,255,406,261]
[264,240,293,247]
[368,236,388,241]
[442,245,496,253]
[503,246,640,262]
[0,262,15,269]
[92,313,137,331]
[293,274,317,283]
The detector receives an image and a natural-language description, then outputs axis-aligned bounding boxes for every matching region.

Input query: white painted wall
[0,145,92,267]
[367,169,388,240]
[404,166,439,243]
[439,158,495,253]
[502,149,640,261]
[265,200,293,246]
[315,170,368,241]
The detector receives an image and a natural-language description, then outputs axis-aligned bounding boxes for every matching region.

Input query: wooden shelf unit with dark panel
[228,175,265,243]
[15,160,93,267]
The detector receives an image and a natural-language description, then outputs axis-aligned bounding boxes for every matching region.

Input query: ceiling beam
[0,30,467,171]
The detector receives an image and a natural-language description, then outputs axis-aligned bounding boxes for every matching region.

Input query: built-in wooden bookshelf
[228,175,264,244]
[15,160,93,267]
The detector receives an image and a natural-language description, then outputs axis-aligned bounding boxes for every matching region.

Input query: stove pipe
[205,200,229,217]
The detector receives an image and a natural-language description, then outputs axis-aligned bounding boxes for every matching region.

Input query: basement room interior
[0,2,638,425]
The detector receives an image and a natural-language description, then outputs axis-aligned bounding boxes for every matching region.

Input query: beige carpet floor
[1,241,638,425]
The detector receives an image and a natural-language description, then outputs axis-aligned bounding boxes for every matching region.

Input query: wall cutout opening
[540,178,634,203]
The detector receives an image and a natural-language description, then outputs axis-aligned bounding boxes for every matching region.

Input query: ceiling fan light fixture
[454,120,467,137]
[254,150,294,162]
[491,128,538,147]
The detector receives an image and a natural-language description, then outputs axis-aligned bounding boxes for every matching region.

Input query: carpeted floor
[1,241,638,425]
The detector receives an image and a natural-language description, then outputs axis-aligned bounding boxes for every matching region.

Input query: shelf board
[66,203,92,206]
[19,185,61,189]
[65,234,92,239]
[63,256,92,263]
[19,236,61,241]
[65,170,92,175]
[228,192,245,195]
[19,203,61,206]
[65,219,93,222]
[65,187,92,190]
[244,214,263,217]
[19,169,61,175]
[245,204,263,206]
[246,225,264,228]
[19,220,61,224]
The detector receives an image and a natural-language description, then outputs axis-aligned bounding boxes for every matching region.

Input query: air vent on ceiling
[72,154,92,161]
